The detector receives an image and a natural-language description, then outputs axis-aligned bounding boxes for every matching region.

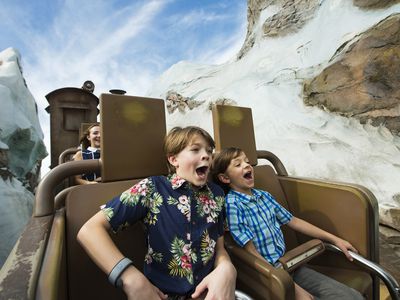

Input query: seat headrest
[212,105,257,166]
[100,94,168,182]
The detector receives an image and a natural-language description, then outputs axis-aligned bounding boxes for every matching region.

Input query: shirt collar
[168,173,187,190]
[229,188,260,202]
[167,173,211,193]
[87,146,100,152]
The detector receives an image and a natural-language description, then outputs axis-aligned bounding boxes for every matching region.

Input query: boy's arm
[77,211,166,300]
[191,236,236,300]
[287,217,357,260]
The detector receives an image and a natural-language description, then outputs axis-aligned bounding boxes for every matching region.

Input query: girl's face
[168,134,212,187]
[87,126,101,148]
[221,152,254,195]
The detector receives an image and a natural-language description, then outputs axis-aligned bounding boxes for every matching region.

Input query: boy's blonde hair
[164,126,215,174]
[211,147,244,193]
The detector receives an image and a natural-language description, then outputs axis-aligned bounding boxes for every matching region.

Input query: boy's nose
[201,150,210,160]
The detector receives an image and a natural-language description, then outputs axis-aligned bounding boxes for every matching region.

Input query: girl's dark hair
[79,123,100,150]
[210,147,243,194]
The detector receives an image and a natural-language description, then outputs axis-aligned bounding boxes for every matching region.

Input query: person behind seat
[211,147,364,300]
[73,123,101,184]
[77,126,236,300]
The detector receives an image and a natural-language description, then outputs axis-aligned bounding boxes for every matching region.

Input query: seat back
[100,93,167,182]
[64,94,168,299]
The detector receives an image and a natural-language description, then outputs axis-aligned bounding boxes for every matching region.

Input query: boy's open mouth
[196,166,208,177]
[243,170,253,180]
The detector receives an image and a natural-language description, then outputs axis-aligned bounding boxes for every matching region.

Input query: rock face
[165,90,237,114]
[239,0,320,59]
[261,0,319,37]
[166,91,205,114]
[303,14,400,137]
[354,0,400,9]
[380,203,400,232]
[0,48,47,267]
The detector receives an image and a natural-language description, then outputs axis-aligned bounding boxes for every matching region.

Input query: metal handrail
[235,290,254,300]
[35,159,100,217]
[58,147,79,165]
[325,243,400,300]
[256,150,288,176]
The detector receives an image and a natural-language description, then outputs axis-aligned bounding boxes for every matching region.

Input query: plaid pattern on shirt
[225,188,293,265]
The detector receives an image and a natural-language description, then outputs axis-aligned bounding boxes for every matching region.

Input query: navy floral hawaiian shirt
[102,173,225,295]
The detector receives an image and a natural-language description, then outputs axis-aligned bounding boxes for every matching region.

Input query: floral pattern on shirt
[102,207,114,221]
[143,192,163,225]
[103,207,131,231]
[120,178,152,206]
[195,189,224,223]
[120,179,163,225]
[200,230,216,265]
[167,195,191,221]
[170,173,186,189]
[168,237,198,284]
[145,246,163,264]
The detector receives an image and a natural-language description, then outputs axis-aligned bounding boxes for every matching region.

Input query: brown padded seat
[65,180,144,300]
[63,94,168,299]
[212,104,378,299]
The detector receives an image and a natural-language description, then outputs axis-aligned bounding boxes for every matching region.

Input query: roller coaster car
[0,95,399,300]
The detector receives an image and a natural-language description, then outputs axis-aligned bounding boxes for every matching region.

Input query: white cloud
[1,0,247,173]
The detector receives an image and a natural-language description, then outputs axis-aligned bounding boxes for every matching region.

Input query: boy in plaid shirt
[211,147,363,300]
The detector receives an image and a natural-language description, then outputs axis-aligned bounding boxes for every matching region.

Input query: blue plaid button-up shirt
[225,188,293,265]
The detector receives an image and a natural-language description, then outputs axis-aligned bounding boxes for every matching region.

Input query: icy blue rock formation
[0,47,47,266]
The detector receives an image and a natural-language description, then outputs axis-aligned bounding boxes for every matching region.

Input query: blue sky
[1,0,247,172]
[1,0,247,112]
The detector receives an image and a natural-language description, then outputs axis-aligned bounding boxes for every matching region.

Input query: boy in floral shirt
[77,126,236,300]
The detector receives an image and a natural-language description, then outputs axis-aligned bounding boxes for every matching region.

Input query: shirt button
[192,221,196,225]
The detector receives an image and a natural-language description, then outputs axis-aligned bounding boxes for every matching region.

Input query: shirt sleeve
[102,178,151,232]
[226,197,254,247]
[263,191,293,225]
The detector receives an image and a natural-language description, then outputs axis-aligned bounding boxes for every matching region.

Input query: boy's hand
[121,266,167,300]
[333,237,357,261]
[191,261,236,300]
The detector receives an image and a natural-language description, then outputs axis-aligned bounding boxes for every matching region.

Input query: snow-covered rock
[0,47,47,266]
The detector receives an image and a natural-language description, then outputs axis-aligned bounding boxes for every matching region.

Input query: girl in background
[73,123,101,184]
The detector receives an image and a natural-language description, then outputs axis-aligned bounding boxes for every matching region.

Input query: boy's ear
[218,173,230,184]
[167,155,178,168]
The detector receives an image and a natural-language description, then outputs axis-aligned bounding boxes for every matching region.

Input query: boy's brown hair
[211,147,244,193]
[164,126,215,174]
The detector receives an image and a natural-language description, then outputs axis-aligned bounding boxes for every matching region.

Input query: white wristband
[108,257,133,288]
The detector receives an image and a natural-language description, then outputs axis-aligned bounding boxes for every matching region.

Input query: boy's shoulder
[206,180,224,196]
